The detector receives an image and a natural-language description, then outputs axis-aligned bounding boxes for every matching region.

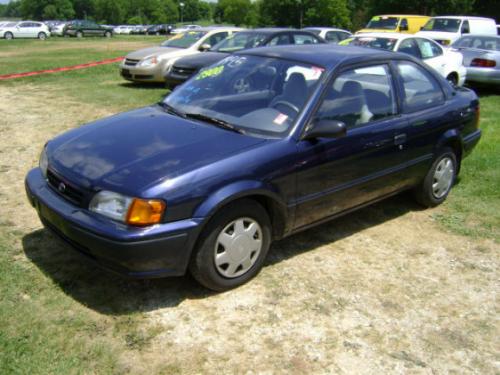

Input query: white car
[303,27,352,43]
[343,33,466,86]
[50,23,66,36]
[416,16,497,46]
[171,24,202,35]
[113,25,134,35]
[0,21,50,40]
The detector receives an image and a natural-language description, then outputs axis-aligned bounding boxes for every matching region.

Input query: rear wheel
[38,32,47,40]
[414,147,457,207]
[104,31,111,38]
[76,31,83,38]
[189,199,272,291]
[4,32,13,40]
[446,73,458,87]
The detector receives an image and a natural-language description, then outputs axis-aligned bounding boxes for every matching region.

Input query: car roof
[198,26,243,32]
[304,27,351,33]
[432,16,494,21]
[374,14,429,18]
[353,32,413,39]
[237,44,398,69]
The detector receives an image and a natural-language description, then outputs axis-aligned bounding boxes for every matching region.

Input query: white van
[416,16,497,46]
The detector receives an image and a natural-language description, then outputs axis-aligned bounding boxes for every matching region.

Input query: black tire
[414,147,457,207]
[447,73,458,87]
[4,32,13,40]
[38,32,47,40]
[189,199,272,292]
[104,31,111,38]
[76,31,83,38]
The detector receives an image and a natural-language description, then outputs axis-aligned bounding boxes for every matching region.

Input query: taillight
[471,58,496,68]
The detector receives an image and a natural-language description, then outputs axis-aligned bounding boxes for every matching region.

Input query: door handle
[394,134,407,146]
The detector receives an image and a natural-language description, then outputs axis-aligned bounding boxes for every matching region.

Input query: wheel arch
[435,129,463,173]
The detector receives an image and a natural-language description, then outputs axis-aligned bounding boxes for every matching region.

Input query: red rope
[0,56,124,80]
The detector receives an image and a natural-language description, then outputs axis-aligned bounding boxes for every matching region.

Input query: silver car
[452,35,500,84]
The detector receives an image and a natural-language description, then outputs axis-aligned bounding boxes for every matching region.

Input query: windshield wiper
[184,113,245,134]
[158,102,186,118]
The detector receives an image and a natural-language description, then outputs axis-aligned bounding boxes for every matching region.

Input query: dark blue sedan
[25,45,481,291]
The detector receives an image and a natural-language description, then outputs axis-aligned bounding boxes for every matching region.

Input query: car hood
[47,105,266,194]
[125,46,185,60]
[175,52,229,69]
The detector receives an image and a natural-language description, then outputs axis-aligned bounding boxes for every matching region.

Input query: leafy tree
[94,0,126,24]
[179,0,200,22]
[218,0,252,26]
[20,0,75,20]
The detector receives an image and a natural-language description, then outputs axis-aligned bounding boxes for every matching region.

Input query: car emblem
[58,182,66,193]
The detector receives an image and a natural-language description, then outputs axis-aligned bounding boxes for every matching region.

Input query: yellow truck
[357,15,430,34]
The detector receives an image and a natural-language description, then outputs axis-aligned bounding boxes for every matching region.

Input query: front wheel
[414,148,457,207]
[38,32,47,40]
[76,31,83,38]
[189,199,272,291]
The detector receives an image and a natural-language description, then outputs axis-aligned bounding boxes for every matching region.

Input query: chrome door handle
[394,134,407,146]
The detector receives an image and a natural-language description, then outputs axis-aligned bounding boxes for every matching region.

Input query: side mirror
[399,24,408,31]
[420,26,424,31]
[199,43,211,52]
[304,119,347,140]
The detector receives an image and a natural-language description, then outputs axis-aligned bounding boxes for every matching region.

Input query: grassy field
[0,37,498,374]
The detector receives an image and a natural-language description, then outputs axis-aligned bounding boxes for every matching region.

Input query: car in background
[26,45,481,291]
[113,25,134,35]
[341,33,466,86]
[64,20,113,38]
[416,16,497,46]
[147,24,174,35]
[130,25,150,35]
[50,22,66,36]
[171,24,201,34]
[303,27,352,43]
[452,35,500,85]
[0,21,50,40]
[120,27,243,83]
[357,15,429,34]
[165,29,324,87]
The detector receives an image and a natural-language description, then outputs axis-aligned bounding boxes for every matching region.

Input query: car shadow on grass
[22,192,423,315]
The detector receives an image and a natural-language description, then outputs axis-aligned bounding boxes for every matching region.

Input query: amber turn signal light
[126,199,166,226]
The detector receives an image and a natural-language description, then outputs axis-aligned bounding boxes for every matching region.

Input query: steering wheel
[271,100,300,114]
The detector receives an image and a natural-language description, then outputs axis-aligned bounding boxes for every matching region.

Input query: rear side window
[315,65,397,129]
[397,39,421,58]
[293,33,320,45]
[325,31,349,43]
[269,34,292,46]
[461,20,470,34]
[416,38,442,59]
[396,62,444,112]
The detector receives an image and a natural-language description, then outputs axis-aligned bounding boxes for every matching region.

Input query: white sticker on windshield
[274,113,288,125]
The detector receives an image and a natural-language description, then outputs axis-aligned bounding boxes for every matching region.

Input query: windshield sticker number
[195,65,224,80]
[274,113,288,125]
[226,56,247,68]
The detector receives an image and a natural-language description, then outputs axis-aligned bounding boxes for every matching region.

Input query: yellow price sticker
[195,65,225,80]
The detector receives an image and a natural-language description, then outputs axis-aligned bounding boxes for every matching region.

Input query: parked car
[357,15,429,34]
[147,24,174,35]
[130,25,149,35]
[171,24,201,34]
[165,29,324,87]
[341,33,466,86]
[0,21,50,40]
[452,35,500,84]
[120,27,243,83]
[303,27,352,43]
[50,23,66,37]
[416,16,497,46]
[113,25,134,35]
[63,20,113,38]
[26,44,481,291]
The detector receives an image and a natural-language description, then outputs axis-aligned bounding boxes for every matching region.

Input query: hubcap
[432,157,454,198]
[214,217,263,278]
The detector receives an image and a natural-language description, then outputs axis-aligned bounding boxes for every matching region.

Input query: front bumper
[119,62,165,83]
[465,67,500,84]
[25,168,202,278]
[164,70,193,87]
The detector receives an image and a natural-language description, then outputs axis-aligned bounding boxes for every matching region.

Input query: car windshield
[422,18,461,32]
[213,32,269,52]
[366,16,399,30]
[161,31,207,48]
[346,36,397,51]
[162,55,325,138]
[452,36,500,51]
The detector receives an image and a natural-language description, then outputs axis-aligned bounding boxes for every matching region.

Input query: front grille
[171,66,196,77]
[46,169,87,207]
[125,58,140,66]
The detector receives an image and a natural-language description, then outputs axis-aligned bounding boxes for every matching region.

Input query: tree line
[0,0,497,31]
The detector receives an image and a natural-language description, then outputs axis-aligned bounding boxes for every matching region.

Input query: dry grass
[0,83,498,374]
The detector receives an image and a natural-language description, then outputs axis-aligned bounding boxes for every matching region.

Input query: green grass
[434,88,500,242]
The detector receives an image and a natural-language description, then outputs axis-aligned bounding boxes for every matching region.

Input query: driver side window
[314,65,396,129]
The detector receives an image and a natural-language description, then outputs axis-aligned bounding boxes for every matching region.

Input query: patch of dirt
[1,85,498,374]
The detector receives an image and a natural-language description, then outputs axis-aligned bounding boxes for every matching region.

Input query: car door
[391,60,451,183]
[293,63,410,229]
[415,38,446,76]
[16,22,30,37]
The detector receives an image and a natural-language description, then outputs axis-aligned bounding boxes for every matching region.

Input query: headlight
[138,56,158,67]
[89,190,166,226]
[39,146,48,178]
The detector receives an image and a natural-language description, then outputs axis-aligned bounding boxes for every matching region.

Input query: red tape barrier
[0,56,124,81]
